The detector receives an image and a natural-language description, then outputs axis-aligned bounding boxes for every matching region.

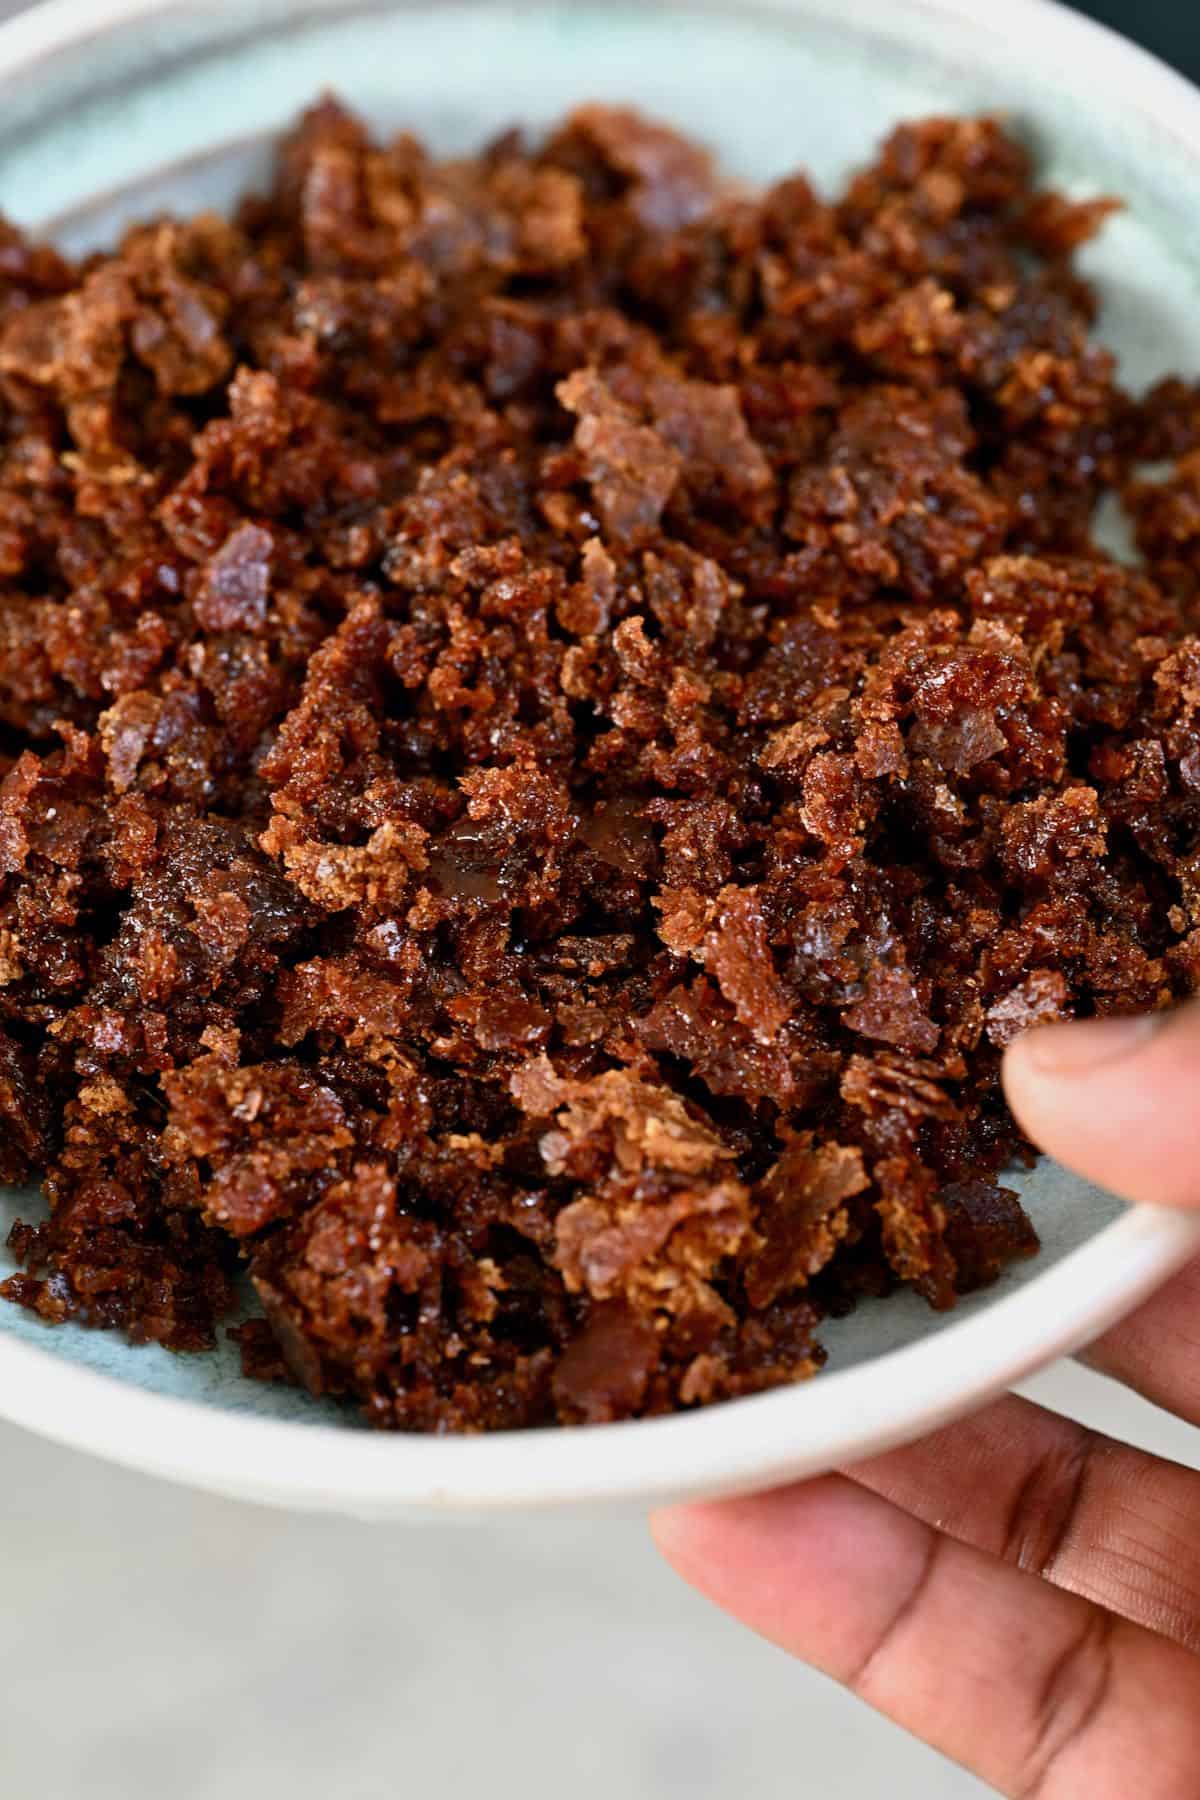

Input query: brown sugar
[0,101,1196,1429]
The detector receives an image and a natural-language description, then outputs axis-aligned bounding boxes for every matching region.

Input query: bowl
[0,0,1198,1517]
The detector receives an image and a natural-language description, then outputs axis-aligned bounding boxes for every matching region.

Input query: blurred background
[1,4,1198,1798]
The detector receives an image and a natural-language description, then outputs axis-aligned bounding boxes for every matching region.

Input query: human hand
[653,1003,1200,1798]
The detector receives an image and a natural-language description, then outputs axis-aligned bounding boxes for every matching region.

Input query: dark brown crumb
[0,100,1196,1430]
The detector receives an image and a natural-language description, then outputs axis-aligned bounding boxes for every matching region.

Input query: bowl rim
[4,1204,1199,1510]
[3,0,1200,114]
[2,0,1200,1512]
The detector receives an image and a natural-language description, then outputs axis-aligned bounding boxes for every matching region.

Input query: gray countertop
[3,1358,1193,1800]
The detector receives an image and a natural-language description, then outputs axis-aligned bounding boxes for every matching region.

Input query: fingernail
[1018,1012,1164,1075]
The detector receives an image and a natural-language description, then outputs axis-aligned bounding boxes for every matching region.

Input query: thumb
[1002,1001,1200,1210]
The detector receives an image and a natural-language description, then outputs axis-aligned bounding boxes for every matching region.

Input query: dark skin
[654,1004,1200,1798]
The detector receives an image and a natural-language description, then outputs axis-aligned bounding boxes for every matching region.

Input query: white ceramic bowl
[1,0,1198,1517]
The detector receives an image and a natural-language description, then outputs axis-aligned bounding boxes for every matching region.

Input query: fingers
[1002,1001,1200,1209]
[845,1393,1200,1650]
[1005,1000,1200,1413]
[651,1004,1200,1794]
[1080,1252,1200,1422]
[653,1482,1200,1800]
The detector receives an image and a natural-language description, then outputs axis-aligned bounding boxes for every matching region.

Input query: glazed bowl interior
[0,0,1199,1515]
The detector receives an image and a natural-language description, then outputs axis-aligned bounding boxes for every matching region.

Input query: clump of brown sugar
[0,101,1197,1430]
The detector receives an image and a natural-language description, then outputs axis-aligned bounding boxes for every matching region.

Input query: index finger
[653,1479,1200,1799]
